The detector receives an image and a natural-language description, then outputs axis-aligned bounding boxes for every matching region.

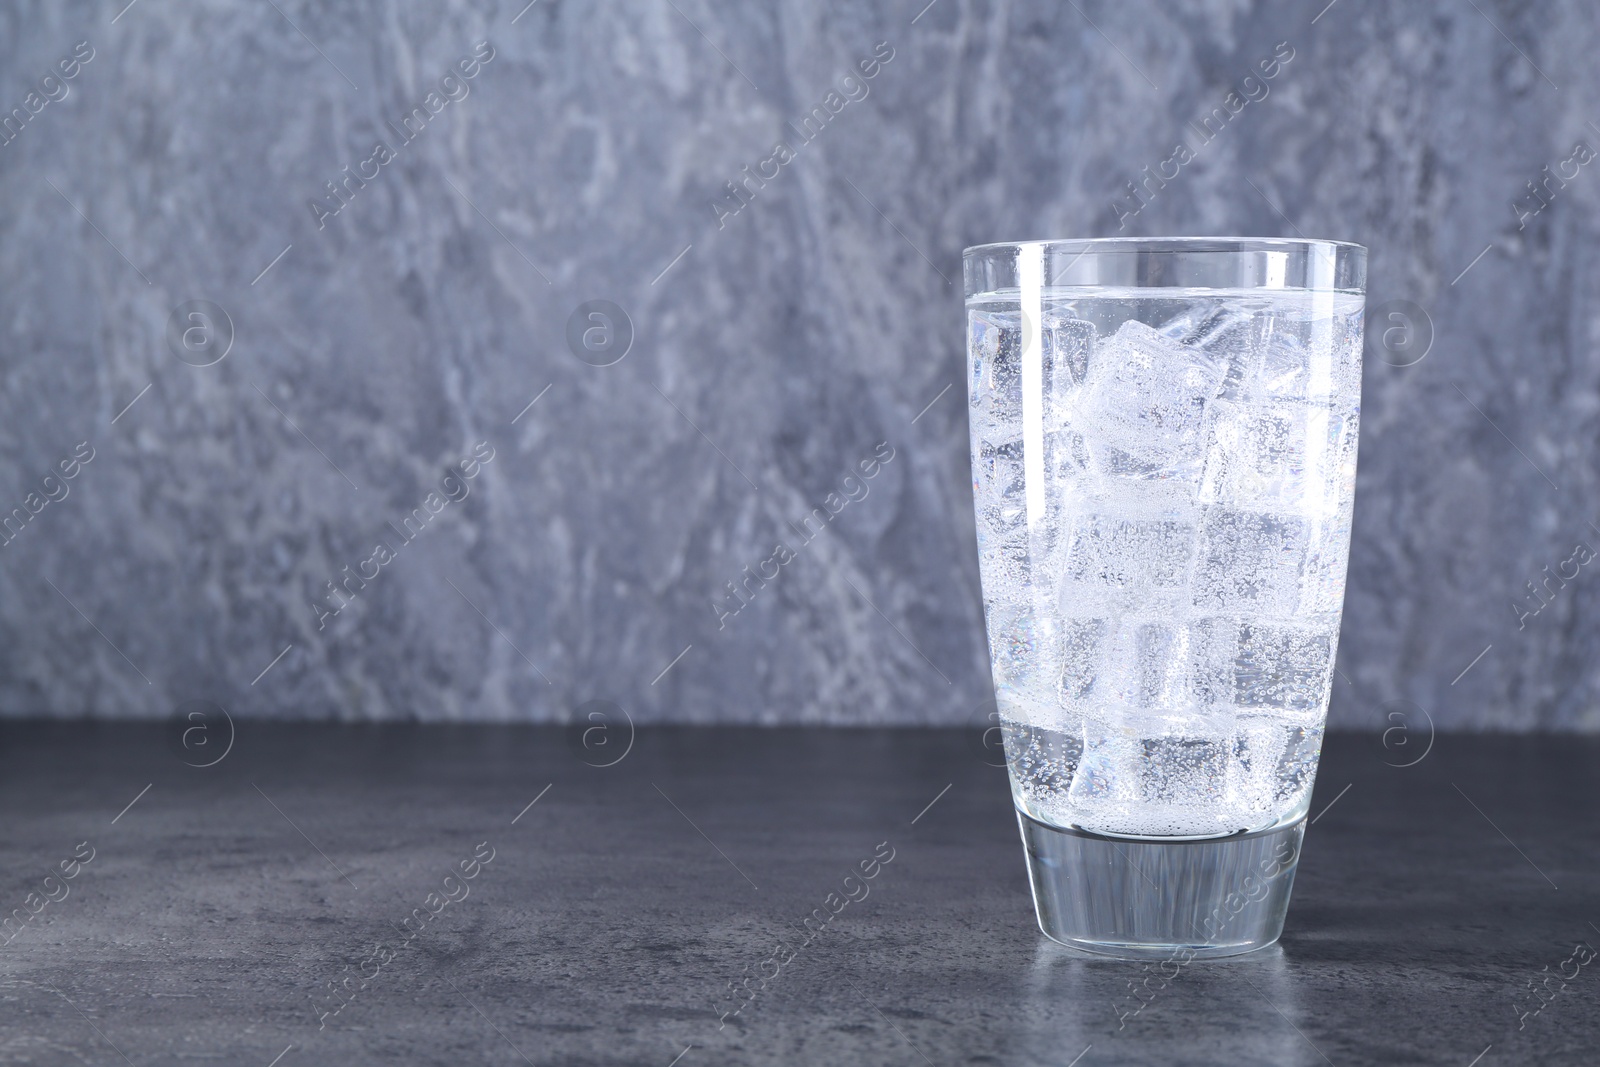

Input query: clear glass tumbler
[963,237,1366,958]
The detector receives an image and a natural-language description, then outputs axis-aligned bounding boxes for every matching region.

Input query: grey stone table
[0,723,1594,1066]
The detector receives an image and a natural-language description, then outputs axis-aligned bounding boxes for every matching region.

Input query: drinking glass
[963,237,1366,958]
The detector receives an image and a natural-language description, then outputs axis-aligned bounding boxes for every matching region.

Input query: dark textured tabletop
[0,723,1594,1066]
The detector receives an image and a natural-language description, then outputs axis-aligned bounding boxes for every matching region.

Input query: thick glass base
[1017,810,1305,959]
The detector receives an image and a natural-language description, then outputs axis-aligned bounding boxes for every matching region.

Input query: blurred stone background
[0,0,1594,728]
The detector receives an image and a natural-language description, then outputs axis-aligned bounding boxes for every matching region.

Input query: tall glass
[963,238,1365,958]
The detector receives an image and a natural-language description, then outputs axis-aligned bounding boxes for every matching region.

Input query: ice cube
[1068,718,1141,805]
[1139,734,1228,806]
[985,601,1054,690]
[1044,426,1091,483]
[1082,440,1207,490]
[986,600,1065,730]
[1059,513,1197,615]
[968,308,1021,413]
[1076,476,1199,522]
[1190,619,1335,712]
[1200,399,1353,513]
[1068,711,1245,834]
[1097,618,1201,711]
[972,436,1026,536]
[1186,618,1231,707]
[1071,320,1227,469]
[969,308,1094,423]
[1301,487,1357,618]
[1042,315,1095,423]
[1227,717,1289,822]
[1191,509,1310,615]
[1001,719,1082,802]
[1037,428,1094,565]
[977,529,1032,588]
[1056,618,1108,702]
[969,313,998,396]
[1306,402,1359,519]
[1234,623,1335,712]
[1194,399,1357,616]
[1161,303,1259,399]
[1255,330,1315,397]
[1273,723,1323,805]
[1248,313,1342,400]
[1300,546,1353,619]
[1157,302,1254,346]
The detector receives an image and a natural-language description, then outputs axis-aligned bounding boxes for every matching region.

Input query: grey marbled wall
[0,0,1596,729]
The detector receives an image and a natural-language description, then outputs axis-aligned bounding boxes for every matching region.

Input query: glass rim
[962,235,1366,257]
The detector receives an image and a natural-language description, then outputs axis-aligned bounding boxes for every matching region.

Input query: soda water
[968,287,1363,839]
